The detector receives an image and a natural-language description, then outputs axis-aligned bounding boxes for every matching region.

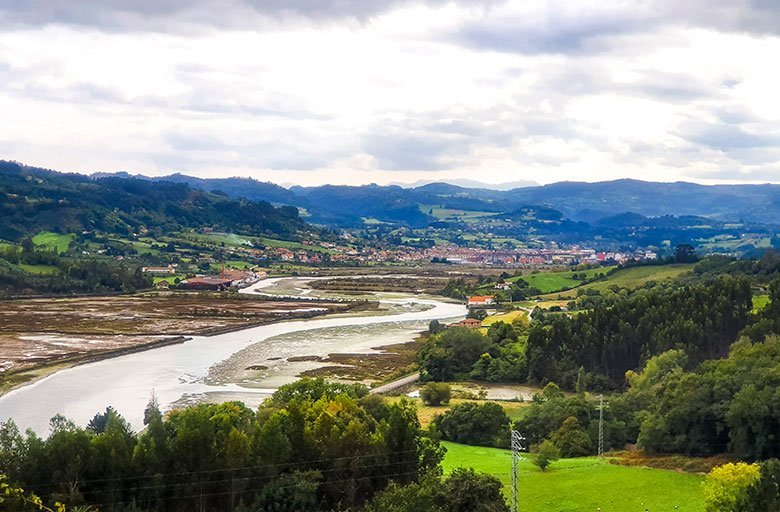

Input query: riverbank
[0,277,466,434]
[0,291,377,395]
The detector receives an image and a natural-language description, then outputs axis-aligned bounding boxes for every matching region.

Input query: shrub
[420,382,452,406]
[531,440,560,471]
[703,462,761,512]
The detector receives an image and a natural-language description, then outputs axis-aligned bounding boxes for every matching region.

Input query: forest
[0,161,306,241]
[0,379,507,512]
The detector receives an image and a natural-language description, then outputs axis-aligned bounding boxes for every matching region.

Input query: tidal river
[0,277,465,435]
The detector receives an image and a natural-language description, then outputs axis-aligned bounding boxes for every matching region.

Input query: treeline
[0,161,306,241]
[0,379,507,512]
[526,275,754,387]
[417,337,780,467]
[420,276,770,390]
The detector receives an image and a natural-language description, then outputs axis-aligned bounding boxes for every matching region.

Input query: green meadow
[442,442,705,512]
[544,264,695,299]
[511,266,617,294]
[32,231,75,253]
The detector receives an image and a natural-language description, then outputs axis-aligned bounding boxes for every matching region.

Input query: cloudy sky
[1,0,779,186]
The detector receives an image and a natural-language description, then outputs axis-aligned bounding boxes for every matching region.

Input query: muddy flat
[0,293,357,373]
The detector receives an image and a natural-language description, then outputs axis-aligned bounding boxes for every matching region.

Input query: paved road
[370,372,420,394]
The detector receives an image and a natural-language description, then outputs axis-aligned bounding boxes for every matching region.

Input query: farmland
[542,264,695,299]
[481,310,528,326]
[32,231,75,253]
[510,266,617,294]
[442,442,706,511]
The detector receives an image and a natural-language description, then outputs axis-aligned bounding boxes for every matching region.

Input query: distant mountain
[0,161,306,241]
[136,173,780,226]
[506,179,780,224]
[389,178,538,190]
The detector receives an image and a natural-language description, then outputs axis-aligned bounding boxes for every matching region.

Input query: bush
[420,383,451,406]
[531,440,560,471]
[703,462,760,512]
[364,469,509,512]
[432,402,510,447]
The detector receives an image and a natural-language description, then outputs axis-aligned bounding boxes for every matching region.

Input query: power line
[90,467,423,509]
[510,429,524,512]
[598,394,604,456]
[24,448,420,490]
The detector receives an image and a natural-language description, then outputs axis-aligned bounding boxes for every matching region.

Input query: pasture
[32,231,75,253]
[442,442,705,512]
[510,266,616,294]
[544,264,695,299]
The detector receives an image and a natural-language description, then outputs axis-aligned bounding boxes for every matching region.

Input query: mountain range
[136,172,780,227]
[4,161,779,254]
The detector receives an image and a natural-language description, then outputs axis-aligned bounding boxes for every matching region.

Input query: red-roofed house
[467,295,496,307]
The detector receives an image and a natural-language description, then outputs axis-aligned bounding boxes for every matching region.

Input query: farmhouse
[467,295,496,307]
[450,318,483,329]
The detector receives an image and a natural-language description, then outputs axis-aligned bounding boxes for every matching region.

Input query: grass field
[442,442,705,511]
[0,240,15,250]
[420,204,496,222]
[17,264,60,275]
[510,266,617,294]
[543,264,695,299]
[32,231,74,253]
[753,294,770,313]
[482,310,529,326]
[152,275,185,285]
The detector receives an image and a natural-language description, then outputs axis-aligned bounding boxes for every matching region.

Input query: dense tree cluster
[0,246,152,296]
[417,322,528,383]
[0,379,488,512]
[363,469,508,512]
[431,403,510,448]
[526,276,753,387]
[622,336,780,459]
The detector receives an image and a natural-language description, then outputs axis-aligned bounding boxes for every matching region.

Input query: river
[0,277,465,435]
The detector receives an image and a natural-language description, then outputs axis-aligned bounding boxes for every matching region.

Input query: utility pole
[598,394,604,456]
[510,429,525,512]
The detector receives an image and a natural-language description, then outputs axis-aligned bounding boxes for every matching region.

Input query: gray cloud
[0,0,470,31]
[681,122,780,152]
[162,130,336,171]
[450,0,780,56]
[362,131,465,170]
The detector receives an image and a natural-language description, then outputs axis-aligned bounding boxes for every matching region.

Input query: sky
[1,0,779,187]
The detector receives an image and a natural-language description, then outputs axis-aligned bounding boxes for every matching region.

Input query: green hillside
[543,264,695,299]
[511,266,617,294]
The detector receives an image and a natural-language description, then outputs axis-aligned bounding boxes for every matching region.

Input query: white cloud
[0,1,779,185]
